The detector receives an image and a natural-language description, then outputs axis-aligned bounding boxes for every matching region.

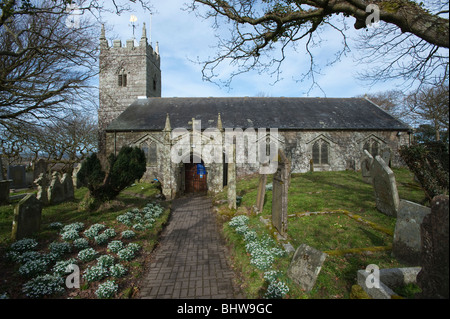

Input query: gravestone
[11,194,42,240]
[381,147,391,167]
[361,150,373,184]
[7,165,27,189]
[371,155,399,217]
[417,195,449,299]
[255,174,267,213]
[0,180,12,204]
[33,159,48,182]
[271,150,290,237]
[0,158,4,180]
[287,244,327,292]
[227,144,236,210]
[393,199,431,264]
[72,163,82,188]
[34,173,49,205]
[48,172,65,205]
[61,173,74,201]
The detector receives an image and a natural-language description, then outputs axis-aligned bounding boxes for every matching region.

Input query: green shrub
[77,147,146,202]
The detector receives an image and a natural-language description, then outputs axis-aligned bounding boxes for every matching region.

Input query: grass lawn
[215,168,427,299]
[0,182,168,299]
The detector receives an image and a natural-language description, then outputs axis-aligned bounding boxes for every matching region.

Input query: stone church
[98,25,412,200]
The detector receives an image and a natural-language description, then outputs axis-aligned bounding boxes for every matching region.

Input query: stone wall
[98,27,161,161]
[105,127,409,198]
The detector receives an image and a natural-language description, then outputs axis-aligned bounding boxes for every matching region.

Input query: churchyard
[0,164,446,299]
[0,183,170,299]
[213,167,432,299]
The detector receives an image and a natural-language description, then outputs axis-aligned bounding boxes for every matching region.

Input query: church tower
[98,23,161,160]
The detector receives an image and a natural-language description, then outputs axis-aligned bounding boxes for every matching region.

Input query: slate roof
[105,97,411,132]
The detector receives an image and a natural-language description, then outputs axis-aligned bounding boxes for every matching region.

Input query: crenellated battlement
[98,23,162,161]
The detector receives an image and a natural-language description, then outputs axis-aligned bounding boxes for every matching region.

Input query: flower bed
[1,201,167,299]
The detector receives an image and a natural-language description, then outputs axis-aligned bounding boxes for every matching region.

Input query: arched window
[312,139,330,165]
[140,141,157,165]
[118,69,127,87]
[149,143,157,164]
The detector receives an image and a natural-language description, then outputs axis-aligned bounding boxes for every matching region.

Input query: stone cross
[271,149,290,237]
[371,155,400,217]
[11,194,42,240]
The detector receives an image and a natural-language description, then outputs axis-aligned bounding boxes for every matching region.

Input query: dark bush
[77,146,147,202]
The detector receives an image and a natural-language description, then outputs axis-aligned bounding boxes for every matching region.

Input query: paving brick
[139,196,237,299]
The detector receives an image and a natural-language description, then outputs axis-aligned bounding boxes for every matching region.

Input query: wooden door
[185,163,207,193]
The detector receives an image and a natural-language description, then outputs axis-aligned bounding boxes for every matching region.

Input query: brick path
[139,196,238,299]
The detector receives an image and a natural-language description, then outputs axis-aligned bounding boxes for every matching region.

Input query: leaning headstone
[393,199,431,264]
[61,173,74,201]
[417,195,449,299]
[33,159,48,182]
[255,174,267,213]
[361,149,373,184]
[34,173,49,205]
[48,172,65,205]
[371,155,400,217]
[11,194,42,240]
[7,165,27,189]
[271,150,290,237]
[287,244,327,292]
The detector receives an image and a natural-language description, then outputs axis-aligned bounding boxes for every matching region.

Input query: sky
[99,0,405,98]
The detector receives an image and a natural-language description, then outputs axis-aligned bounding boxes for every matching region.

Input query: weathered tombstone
[370,155,399,217]
[255,174,267,213]
[48,172,65,205]
[11,194,42,240]
[393,199,431,264]
[417,195,449,299]
[61,173,74,201]
[271,150,290,237]
[227,145,236,210]
[7,165,27,189]
[33,159,48,182]
[361,149,373,184]
[287,244,327,292]
[34,173,49,205]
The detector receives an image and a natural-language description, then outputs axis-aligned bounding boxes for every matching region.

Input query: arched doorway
[184,155,207,193]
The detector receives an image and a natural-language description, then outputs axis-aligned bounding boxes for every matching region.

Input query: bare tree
[0,0,152,129]
[0,1,98,130]
[406,83,449,141]
[187,0,449,91]
[0,112,98,169]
